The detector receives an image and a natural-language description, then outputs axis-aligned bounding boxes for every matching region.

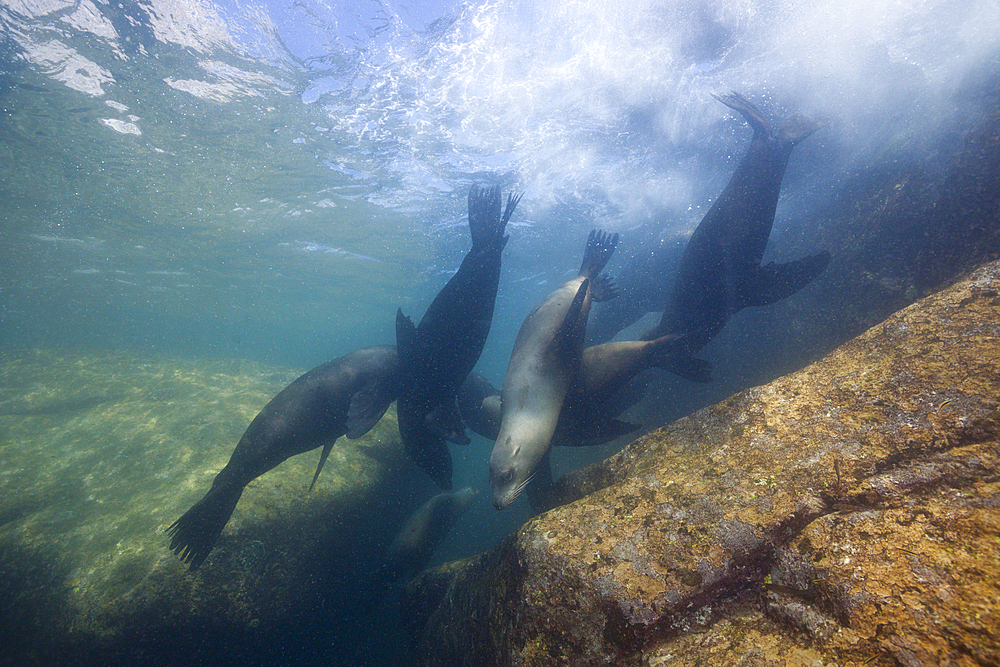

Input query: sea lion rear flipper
[741,251,831,308]
[578,229,620,279]
[468,185,502,248]
[713,91,771,138]
[308,441,335,492]
[646,334,713,383]
[590,272,619,303]
[665,354,713,383]
[167,482,244,570]
[395,308,417,361]
[778,113,825,146]
[501,191,523,226]
[468,185,521,250]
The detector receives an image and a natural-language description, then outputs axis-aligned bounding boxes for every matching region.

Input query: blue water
[1,0,998,663]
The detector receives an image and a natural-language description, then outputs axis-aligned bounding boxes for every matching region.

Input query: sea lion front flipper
[427,400,471,445]
[457,372,502,440]
[553,415,642,447]
[740,251,831,308]
[552,278,590,360]
[308,440,336,492]
[345,375,397,439]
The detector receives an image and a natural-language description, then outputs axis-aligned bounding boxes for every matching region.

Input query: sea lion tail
[778,113,826,146]
[578,229,620,279]
[469,185,522,250]
[713,91,771,138]
[166,482,244,570]
[395,308,417,361]
[590,272,619,303]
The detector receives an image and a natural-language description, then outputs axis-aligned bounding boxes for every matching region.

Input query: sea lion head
[489,436,533,510]
[451,486,479,513]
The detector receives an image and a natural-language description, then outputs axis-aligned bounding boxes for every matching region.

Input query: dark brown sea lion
[644,92,830,354]
[166,345,399,569]
[396,186,521,489]
[380,486,477,583]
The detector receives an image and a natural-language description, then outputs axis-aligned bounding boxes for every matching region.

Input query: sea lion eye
[502,470,514,484]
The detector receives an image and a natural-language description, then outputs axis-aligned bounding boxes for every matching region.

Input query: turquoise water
[1,0,998,664]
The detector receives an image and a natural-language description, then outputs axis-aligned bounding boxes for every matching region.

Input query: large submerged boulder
[0,351,424,666]
[403,258,1000,666]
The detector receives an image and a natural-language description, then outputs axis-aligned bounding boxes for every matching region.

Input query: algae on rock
[404,259,1000,667]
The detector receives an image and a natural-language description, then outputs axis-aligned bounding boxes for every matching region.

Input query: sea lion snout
[489,447,518,509]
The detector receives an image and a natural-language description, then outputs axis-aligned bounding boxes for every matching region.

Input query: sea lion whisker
[511,470,537,501]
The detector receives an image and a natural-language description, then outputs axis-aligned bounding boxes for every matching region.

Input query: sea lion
[396,185,521,489]
[166,345,399,570]
[461,333,705,447]
[489,229,618,509]
[460,370,637,446]
[456,371,503,443]
[379,486,477,584]
[644,92,830,351]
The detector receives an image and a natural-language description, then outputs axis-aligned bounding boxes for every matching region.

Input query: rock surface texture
[403,259,1000,667]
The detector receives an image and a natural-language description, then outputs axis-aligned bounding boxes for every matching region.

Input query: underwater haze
[4,0,997,367]
[1,0,999,664]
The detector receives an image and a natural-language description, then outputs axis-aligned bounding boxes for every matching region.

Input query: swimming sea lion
[489,229,618,509]
[396,186,521,489]
[166,345,400,570]
[461,332,705,447]
[460,370,638,446]
[644,92,830,351]
[380,486,477,584]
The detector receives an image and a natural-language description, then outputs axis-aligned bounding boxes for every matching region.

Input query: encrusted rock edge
[403,259,1000,666]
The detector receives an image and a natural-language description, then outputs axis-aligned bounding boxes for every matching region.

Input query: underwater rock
[402,258,1000,666]
[0,350,425,666]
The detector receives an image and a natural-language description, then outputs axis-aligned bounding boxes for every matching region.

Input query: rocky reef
[0,351,426,666]
[402,258,1000,666]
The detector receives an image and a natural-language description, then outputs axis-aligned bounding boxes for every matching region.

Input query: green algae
[0,348,422,663]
